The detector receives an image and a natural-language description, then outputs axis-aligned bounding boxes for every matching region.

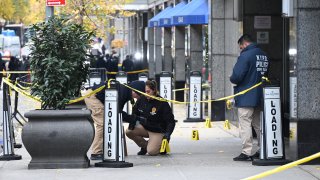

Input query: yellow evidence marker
[224,120,231,130]
[205,117,212,128]
[192,130,199,140]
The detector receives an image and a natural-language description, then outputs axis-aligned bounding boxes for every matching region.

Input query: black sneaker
[90,154,103,160]
[233,153,252,161]
[160,151,167,155]
[251,152,260,159]
[137,148,147,155]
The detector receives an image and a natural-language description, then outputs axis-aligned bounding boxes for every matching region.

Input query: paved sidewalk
[1,90,320,180]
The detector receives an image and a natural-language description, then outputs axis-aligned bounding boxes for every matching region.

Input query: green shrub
[30,17,94,109]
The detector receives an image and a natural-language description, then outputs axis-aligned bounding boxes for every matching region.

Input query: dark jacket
[92,82,131,110]
[122,58,134,72]
[95,57,107,69]
[133,95,175,135]
[106,56,119,73]
[230,43,269,107]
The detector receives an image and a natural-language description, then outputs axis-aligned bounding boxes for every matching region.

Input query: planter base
[23,109,94,169]
[95,161,133,168]
[29,160,90,169]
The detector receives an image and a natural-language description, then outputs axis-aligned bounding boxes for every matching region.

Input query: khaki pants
[126,124,164,156]
[84,90,104,154]
[238,107,261,156]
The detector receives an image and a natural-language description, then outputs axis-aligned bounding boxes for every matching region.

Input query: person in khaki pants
[230,34,269,161]
[124,80,175,156]
[84,91,104,160]
[84,80,146,160]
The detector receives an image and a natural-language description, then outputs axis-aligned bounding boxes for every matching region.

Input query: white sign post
[253,86,290,166]
[184,71,204,122]
[95,83,133,168]
[138,73,148,82]
[88,68,106,87]
[160,72,172,107]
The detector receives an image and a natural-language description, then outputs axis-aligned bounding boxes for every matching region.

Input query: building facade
[122,0,320,163]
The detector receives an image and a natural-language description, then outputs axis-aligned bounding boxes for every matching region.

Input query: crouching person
[123,80,175,156]
[84,80,146,160]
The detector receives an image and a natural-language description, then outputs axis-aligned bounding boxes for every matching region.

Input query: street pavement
[1,88,320,180]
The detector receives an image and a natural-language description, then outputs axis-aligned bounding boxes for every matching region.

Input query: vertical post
[45,6,54,22]
[184,71,204,122]
[252,84,290,166]
[159,71,172,107]
[95,81,133,168]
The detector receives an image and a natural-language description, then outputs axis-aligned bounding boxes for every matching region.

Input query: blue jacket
[230,43,268,107]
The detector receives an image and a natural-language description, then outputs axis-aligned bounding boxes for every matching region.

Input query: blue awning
[172,0,208,26]
[158,1,188,27]
[148,6,173,27]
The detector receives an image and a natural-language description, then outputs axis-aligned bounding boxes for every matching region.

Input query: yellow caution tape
[3,77,106,104]
[5,69,149,75]
[3,71,31,74]
[106,69,148,75]
[192,130,199,140]
[122,77,268,105]
[68,85,105,104]
[18,80,33,85]
[244,152,320,180]
[3,75,269,108]
[107,78,115,88]
[3,78,41,102]
[16,82,31,90]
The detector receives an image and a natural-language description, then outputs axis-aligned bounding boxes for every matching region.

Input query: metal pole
[45,6,54,22]
[0,83,22,160]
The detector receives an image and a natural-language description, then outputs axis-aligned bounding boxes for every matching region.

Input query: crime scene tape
[2,77,106,104]
[2,71,31,74]
[243,152,320,180]
[4,69,148,75]
[3,78,41,102]
[106,69,148,75]
[2,76,269,106]
[122,77,269,104]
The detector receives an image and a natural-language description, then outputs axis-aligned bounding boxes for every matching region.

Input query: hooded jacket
[230,43,269,107]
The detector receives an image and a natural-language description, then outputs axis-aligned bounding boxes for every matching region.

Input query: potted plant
[21,17,95,169]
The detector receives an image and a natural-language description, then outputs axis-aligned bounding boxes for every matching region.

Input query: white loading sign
[104,89,118,160]
[160,77,172,101]
[189,76,201,119]
[264,87,283,158]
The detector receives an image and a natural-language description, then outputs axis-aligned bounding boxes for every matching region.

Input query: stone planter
[22,109,94,169]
